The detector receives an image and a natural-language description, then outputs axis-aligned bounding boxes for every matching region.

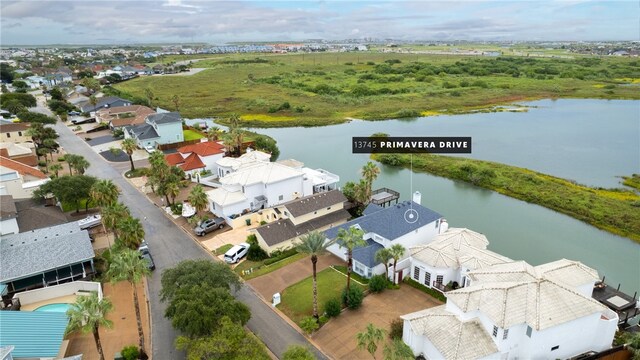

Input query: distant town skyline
[1,0,638,46]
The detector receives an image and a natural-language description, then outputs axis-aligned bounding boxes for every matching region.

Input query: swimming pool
[34,303,71,313]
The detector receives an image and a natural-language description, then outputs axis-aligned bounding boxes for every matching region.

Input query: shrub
[318,315,329,325]
[344,62,354,66]
[366,61,375,65]
[121,345,140,360]
[324,297,342,318]
[260,220,267,225]
[264,248,297,265]
[395,109,419,118]
[404,277,447,302]
[369,275,387,293]
[38,160,47,167]
[246,234,268,261]
[170,202,183,215]
[300,316,319,334]
[389,318,403,339]
[341,286,364,309]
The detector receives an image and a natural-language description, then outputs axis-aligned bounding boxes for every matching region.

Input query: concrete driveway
[248,254,344,301]
[313,286,442,360]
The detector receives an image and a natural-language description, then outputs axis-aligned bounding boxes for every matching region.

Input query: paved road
[42,100,327,359]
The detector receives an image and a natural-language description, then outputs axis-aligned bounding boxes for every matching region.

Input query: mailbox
[272,292,281,307]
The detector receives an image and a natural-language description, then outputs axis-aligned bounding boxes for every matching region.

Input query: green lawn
[113,52,640,127]
[235,253,308,280]
[277,268,366,325]
[61,198,97,213]
[214,244,233,255]
[183,129,205,141]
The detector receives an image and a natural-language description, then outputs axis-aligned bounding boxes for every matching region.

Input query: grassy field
[372,153,640,243]
[278,268,365,325]
[623,174,640,191]
[234,253,308,280]
[183,129,204,141]
[112,52,640,127]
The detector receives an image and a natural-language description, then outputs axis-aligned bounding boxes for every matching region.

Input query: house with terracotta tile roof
[164,140,226,179]
[0,155,49,199]
[97,105,155,129]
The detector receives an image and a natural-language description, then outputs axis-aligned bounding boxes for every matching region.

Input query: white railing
[13,281,102,305]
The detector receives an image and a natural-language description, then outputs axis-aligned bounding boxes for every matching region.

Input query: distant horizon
[1,0,638,46]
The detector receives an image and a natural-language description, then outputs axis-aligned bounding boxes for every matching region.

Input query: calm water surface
[248,99,640,292]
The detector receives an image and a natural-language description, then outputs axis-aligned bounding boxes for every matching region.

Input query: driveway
[87,134,120,147]
[313,286,442,360]
[47,98,328,360]
[248,254,343,301]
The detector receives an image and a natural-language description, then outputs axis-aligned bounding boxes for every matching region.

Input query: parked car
[145,145,156,154]
[194,217,225,236]
[138,241,155,271]
[68,110,81,116]
[224,242,250,264]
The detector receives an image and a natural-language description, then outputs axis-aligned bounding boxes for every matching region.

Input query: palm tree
[188,184,209,214]
[374,248,392,281]
[90,179,120,207]
[166,181,180,205]
[361,161,380,200]
[49,163,63,177]
[383,338,414,360]
[337,227,366,291]
[116,216,145,249]
[73,157,90,175]
[102,202,130,235]
[121,138,137,172]
[171,94,180,111]
[205,127,221,142]
[42,138,58,163]
[354,179,370,206]
[106,248,150,353]
[356,323,386,359]
[388,244,406,285]
[296,231,333,320]
[64,154,79,175]
[66,293,113,360]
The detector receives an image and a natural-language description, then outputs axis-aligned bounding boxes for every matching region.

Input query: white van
[224,242,250,264]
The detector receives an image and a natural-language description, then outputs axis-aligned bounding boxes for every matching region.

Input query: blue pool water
[34,303,71,313]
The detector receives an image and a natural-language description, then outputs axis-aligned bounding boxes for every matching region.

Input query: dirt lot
[313,285,442,360]
[65,281,151,359]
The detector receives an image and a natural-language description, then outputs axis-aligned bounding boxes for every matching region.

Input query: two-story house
[325,194,444,280]
[123,112,184,149]
[401,259,618,359]
[0,156,49,199]
[0,123,30,144]
[253,190,350,254]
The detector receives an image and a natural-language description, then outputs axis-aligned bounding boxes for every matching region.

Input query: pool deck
[20,294,77,311]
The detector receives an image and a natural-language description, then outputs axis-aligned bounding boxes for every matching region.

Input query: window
[279,195,283,201]
[526,325,532,338]
[551,346,559,351]
[327,207,331,210]
[424,272,431,286]
[503,329,509,340]
[314,211,317,214]
[492,326,498,337]
[6,133,9,138]
[436,275,444,285]
[435,221,438,228]
[18,131,22,136]
[284,211,289,217]
[413,267,420,281]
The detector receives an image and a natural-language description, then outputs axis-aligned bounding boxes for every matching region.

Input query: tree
[160,259,241,302]
[383,338,414,360]
[205,127,221,142]
[4,99,26,114]
[90,179,120,207]
[121,138,137,172]
[388,244,406,285]
[0,92,36,108]
[222,114,244,157]
[171,94,180,111]
[49,87,64,101]
[106,248,151,353]
[33,175,96,213]
[375,248,392,280]
[166,181,180,205]
[66,293,113,360]
[282,345,316,360]
[188,184,209,214]
[65,153,90,175]
[361,162,380,202]
[116,216,145,249]
[175,316,270,360]
[356,324,386,359]
[41,138,58,163]
[88,95,98,113]
[144,88,154,108]
[16,111,56,124]
[165,284,250,338]
[336,226,366,291]
[102,202,130,235]
[296,231,333,320]
[82,77,100,92]
[49,163,63,177]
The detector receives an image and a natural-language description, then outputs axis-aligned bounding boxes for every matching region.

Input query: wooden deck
[592,280,639,326]
[370,187,400,207]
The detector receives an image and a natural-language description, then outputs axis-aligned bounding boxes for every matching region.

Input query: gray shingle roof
[80,96,130,112]
[282,190,347,217]
[352,239,384,268]
[256,209,350,247]
[0,222,95,283]
[125,124,160,140]
[147,112,181,125]
[324,201,442,241]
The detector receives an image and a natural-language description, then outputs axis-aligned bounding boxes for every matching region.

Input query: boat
[78,214,102,230]
[182,202,196,218]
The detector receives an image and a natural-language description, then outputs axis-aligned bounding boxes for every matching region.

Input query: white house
[216,150,272,178]
[165,140,226,179]
[325,194,444,279]
[0,156,49,199]
[408,227,512,290]
[401,259,618,359]
[124,112,184,149]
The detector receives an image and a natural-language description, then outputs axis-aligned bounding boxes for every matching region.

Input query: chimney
[412,191,422,205]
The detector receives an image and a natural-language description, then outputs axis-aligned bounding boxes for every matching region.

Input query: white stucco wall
[156,122,183,145]
[0,218,19,235]
[264,176,304,207]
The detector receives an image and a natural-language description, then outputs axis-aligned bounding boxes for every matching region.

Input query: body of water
[248,99,640,292]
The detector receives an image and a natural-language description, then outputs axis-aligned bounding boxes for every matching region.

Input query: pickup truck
[194,217,225,236]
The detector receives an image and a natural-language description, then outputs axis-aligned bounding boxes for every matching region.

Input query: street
[34,100,328,359]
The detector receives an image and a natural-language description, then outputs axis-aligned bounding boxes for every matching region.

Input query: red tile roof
[180,153,206,171]
[178,141,225,157]
[0,155,47,179]
[164,153,184,166]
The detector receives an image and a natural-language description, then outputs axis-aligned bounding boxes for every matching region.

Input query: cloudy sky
[1,0,638,45]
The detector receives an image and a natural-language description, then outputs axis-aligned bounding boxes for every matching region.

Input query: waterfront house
[123,112,184,149]
[253,190,350,254]
[401,259,618,359]
[325,193,444,280]
[165,141,226,179]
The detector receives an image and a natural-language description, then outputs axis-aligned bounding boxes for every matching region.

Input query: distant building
[78,96,132,115]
